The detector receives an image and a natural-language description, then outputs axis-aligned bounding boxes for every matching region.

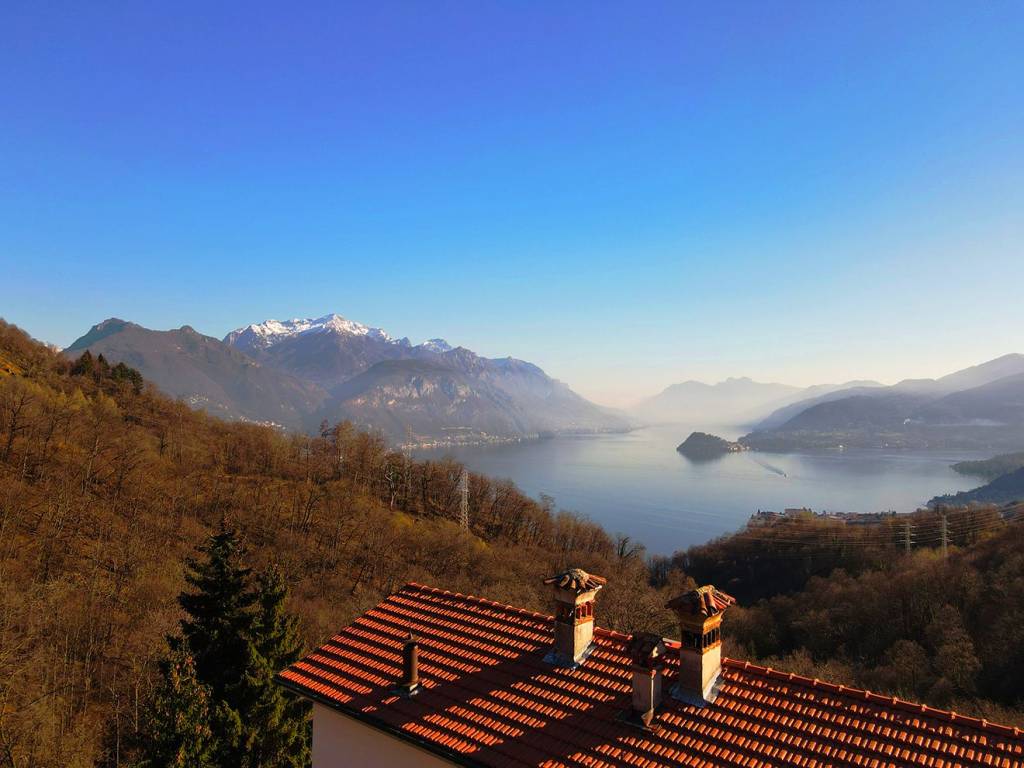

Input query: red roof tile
[278,583,1024,768]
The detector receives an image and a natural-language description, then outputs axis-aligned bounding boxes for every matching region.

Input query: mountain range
[741,354,1024,452]
[65,314,628,443]
[60,315,1024,453]
[633,377,882,427]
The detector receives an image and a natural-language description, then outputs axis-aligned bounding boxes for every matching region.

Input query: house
[277,570,1024,767]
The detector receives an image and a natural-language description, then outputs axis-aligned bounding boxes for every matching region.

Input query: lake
[415,425,986,555]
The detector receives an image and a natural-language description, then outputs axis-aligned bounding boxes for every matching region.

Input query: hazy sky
[3,2,1022,407]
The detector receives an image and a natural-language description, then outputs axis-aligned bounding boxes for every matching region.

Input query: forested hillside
[954,451,1024,480]
[671,506,1024,726]
[2,318,1023,767]
[931,468,1024,507]
[0,320,666,767]
[722,521,1024,726]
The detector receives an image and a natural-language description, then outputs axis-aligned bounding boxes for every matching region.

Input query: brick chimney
[621,632,666,729]
[542,568,606,666]
[666,585,735,705]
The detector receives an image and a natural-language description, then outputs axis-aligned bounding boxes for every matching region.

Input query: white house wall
[312,702,454,768]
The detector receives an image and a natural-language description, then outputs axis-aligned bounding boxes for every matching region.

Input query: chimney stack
[395,632,420,696]
[666,585,735,705]
[622,632,666,729]
[542,568,606,666]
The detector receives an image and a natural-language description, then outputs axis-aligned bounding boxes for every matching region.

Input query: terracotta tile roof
[277,583,1024,768]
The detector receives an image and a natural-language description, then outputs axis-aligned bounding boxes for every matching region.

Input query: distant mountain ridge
[753,382,886,430]
[66,314,627,442]
[743,354,1024,452]
[65,319,325,426]
[633,377,801,425]
[893,354,1024,395]
[633,376,881,427]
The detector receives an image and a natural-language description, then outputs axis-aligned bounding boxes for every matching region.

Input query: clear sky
[3,2,1022,406]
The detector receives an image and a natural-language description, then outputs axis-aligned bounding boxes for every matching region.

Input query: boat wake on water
[750,456,788,477]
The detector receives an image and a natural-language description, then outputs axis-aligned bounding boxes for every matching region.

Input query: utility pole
[903,520,913,553]
[940,513,949,559]
[458,468,469,531]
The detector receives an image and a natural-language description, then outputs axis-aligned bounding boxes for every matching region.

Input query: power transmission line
[689,507,1024,552]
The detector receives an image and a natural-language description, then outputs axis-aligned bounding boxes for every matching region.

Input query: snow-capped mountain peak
[225,313,398,351]
[71,313,628,441]
[418,338,453,354]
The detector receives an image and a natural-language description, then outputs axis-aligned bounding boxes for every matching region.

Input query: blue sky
[3,2,1022,406]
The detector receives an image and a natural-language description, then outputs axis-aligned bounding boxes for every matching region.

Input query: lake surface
[415,425,986,556]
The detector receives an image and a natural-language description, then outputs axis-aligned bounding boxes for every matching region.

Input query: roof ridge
[402,582,637,645]
[723,658,1023,739]
[402,582,553,622]
[594,626,631,642]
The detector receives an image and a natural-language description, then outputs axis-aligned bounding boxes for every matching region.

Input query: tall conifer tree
[167,529,309,767]
[174,527,257,766]
[176,527,258,700]
[143,650,216,768]
[242,566,310,767]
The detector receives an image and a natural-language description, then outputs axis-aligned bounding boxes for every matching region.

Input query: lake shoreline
[415,425,985,556]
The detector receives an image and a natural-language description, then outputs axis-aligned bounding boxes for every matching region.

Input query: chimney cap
[667,585,735,617]
[627,632,666,668]
[544,567,606,594]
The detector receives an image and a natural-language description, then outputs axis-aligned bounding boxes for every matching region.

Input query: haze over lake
[417,425,984,555]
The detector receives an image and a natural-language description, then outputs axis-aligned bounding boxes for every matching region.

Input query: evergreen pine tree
[175,527,258,766]
[70,350,95,377]
[253,565,303,672]
[240,566,310,767]
[111,360,145,393]
[143,650,216,768]
[172,530,310,768]
[177,527,258,699]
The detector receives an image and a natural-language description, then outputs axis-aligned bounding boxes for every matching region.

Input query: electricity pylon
[458,468,469,531]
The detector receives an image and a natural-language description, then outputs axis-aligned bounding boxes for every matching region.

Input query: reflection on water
[414,424,985,556]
